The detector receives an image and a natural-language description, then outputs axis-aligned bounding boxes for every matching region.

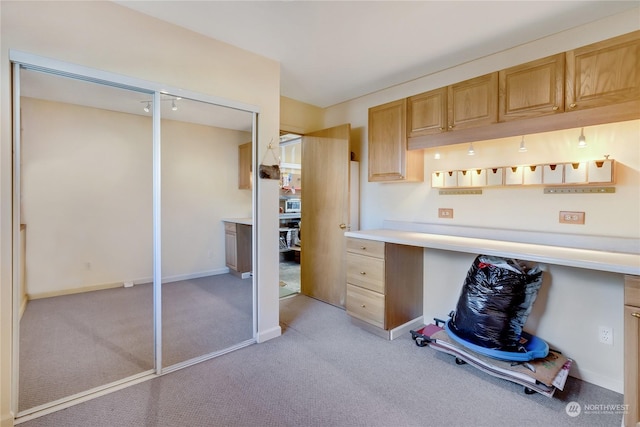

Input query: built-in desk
[345,228,639,275]
[346,223,640,425]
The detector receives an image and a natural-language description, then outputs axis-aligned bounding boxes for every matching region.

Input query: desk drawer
[347,253,384,293]
[346,284,385,329]
[626,275,640,307]
[347,238,385,258]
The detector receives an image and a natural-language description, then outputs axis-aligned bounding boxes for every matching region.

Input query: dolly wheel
[415,337,427,347]
[524,387,536,395]
[455,358,466,365]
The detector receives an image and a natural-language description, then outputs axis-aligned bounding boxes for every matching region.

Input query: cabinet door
[407,87,447,137]
[448,72,498,131]
[238,142,252,190]
[566,31,640,111]
[368,99,423,182]
[499,53,564,122]
[625,304,640,427]
[224,231,238,271]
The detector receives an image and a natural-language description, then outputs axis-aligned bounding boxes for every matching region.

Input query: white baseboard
[570,367,623,394]
[256,326,281,343]
[1,411,15,427]
[28,268,231,300]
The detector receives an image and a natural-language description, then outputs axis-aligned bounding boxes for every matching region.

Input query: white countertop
[222,217,252,226]
[345,229,640,276]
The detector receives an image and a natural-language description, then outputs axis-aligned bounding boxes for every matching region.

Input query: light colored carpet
[19,274,252,412]
[20,294,622,426]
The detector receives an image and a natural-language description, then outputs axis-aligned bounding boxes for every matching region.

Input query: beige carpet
[20,294,623,427]
[19,274,253,412]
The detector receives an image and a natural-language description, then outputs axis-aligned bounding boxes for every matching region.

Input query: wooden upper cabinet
[566,31,640,111]
[368,99,423,182]
[238,142,252,190]
[448,72,498,131]
[407,87,447,138]
[499,53,565,122]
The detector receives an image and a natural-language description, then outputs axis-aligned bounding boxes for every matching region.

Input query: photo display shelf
[431,159,615,189]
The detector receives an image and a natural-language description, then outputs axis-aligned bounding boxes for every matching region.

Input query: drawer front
[224,222,236,233]
[346,284,385,329]
[626,275,640,307]
[346,238,385,258]
[347,253,385,293]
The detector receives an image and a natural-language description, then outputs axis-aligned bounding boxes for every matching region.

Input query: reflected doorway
[278,133,301,299]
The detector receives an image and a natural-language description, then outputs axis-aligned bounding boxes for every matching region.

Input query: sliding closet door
[160,98,255,369]
[17,69,154,412]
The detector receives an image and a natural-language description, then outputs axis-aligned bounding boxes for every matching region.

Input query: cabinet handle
[632,312,640,319]
[360,246,367,250]
[360,271,366,275]
[552,106,559,111]
[361,304,366,308]
[448,125,454,129]
[439,127,444,131]
[569,103,577,109]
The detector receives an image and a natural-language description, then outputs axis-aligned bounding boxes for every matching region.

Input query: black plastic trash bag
[450,255,543,351]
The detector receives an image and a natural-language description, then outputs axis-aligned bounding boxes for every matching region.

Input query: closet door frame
[10,50,260,419]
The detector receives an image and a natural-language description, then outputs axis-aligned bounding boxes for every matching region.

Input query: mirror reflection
[17,68,255,413]
[160,97,254,367]
[18,69,154,410]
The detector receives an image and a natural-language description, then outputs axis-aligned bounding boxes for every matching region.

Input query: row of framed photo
[431,159,615,188]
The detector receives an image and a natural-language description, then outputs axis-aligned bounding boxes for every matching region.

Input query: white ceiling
[116,0,639,108]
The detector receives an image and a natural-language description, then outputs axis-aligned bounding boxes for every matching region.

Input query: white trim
[256,326,282,343]
[11,62,22,417]
[152,90,163,375]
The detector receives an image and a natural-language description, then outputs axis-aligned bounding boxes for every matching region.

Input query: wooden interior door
[301,124,351,308]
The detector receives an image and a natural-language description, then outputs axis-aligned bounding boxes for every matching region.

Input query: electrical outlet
[438,208,454,219]
[559,211,585,224]
[598,326,613,345]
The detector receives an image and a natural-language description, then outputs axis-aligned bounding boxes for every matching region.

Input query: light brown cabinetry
[625,274,640,427]
[407,73,498,137]
[499,53,565,121]
[566,31,640,112]
[224,221,252,278]
[345,237,423,339]
[238,142,252,190]
[368,99,424,182]
[448,72,498,131]
[407,87,447,137]
[407,30,640,150]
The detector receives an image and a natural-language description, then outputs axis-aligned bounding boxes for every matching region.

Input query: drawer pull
[360,246,367,250]
[360,271,366,275]
[361,304,366,308]
[632,312,640,319]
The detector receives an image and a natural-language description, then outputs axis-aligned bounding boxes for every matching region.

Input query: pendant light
[578,127,587,148]
[519,136,527,152]
[143,101,151,113]
[467,142,475,156]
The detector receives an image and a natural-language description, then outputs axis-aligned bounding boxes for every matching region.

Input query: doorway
[278,133,302,298]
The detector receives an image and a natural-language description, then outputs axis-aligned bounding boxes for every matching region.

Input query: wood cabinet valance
[406,30,640,150]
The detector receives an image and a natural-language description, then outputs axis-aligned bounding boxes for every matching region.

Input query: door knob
[339,223,347,229]
[632,312,640,319]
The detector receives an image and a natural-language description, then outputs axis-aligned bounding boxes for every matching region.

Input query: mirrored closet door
[13,58,257,417]
[17,68,155,412]
[160,97,255,369]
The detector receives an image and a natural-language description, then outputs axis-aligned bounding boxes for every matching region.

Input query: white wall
[1,3,281,425]
[20,98,252,297]
[324,11,640,393]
